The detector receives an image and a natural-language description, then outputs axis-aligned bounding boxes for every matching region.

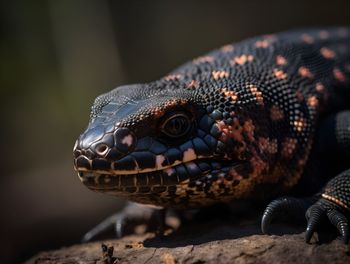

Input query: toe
[261,197,310,234]
[305,203,325,243]
[327,209,349,244]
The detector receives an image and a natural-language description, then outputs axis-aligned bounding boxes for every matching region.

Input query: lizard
[73,28,350,244]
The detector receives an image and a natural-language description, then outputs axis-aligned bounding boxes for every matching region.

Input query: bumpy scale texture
[74,28,350,212]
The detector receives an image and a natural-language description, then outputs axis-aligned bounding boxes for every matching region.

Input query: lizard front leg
[305,171,350,243]
[82,202,172,242]
[262,111,350,244]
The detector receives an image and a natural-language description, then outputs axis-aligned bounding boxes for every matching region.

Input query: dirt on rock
[26,215,350,264]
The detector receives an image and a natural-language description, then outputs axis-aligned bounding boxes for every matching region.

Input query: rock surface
[26,217,350,264]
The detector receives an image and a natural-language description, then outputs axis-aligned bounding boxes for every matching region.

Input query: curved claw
[82,213,119,243]
[261,199,280,234]
[327,209,349,244]
[261,197,309,234]
[115,214,126,238]
[305,204,325,243]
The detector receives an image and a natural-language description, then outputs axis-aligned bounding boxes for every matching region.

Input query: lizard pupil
[162,114,191,138]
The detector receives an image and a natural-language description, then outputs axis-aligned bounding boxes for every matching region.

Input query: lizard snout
[74,125,138,174]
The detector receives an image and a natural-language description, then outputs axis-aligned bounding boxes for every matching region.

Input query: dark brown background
[1,0,350,263]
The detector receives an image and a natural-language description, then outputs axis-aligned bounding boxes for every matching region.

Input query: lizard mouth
[75,157,243,195]
[73,126,246,204]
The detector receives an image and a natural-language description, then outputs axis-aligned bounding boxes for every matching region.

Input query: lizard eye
[161,113,192,138]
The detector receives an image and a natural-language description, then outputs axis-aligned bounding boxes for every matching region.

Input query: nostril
[95,143,109,156]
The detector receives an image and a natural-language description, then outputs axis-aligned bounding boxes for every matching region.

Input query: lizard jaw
[76,158,242,192]
[77,158,246,208]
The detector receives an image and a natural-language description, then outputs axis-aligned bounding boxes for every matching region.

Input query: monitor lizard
[74,28,350,243]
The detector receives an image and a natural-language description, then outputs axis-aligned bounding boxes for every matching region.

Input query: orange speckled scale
[276,55,287,65]
[230,54,254,65]
[212,70,229,79]
[333,68,346,82]
[75,28,350,208]
[301,33,314,44]
[298,66,314,79]
[273,69,288,79]
[187,79,199,89]
[320,47,336,59]
[75,28,350,244]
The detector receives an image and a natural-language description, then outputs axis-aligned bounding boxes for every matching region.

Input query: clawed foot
[82,203,179,242]
[261,196,349,244]
[305,198,349,243]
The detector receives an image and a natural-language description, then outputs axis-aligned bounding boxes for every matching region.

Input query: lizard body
[74,28,350,242]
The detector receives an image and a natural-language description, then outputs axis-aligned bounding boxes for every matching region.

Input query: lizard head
[74,80,272,208]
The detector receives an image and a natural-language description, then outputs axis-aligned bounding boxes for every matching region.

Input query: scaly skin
[74,28,350,242]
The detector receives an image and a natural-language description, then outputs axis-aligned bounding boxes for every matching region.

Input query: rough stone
[26,216,350,264]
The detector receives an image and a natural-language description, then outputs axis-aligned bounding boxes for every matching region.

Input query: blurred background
[1,0,350,262]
